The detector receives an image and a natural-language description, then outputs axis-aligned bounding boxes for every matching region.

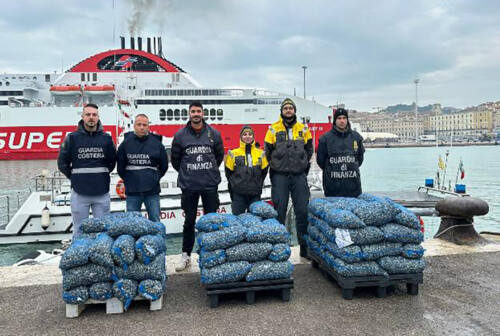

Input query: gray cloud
[0,0,499,110]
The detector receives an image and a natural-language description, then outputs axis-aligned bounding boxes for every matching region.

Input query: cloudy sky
[1,0,499,111]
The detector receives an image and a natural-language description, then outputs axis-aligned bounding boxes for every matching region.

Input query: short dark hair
[84,103,99,110]
[189,101,203,110]
[135,113,149,121]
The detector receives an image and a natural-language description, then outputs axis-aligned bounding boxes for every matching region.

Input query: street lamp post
[414,78,420,142]
[302,66,307,99]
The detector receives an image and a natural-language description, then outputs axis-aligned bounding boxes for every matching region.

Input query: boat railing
[34,171,68,203]
[0,195,10,225]
[417,186,469,197]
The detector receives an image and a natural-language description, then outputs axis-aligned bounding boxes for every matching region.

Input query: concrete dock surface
[1,250,500,336]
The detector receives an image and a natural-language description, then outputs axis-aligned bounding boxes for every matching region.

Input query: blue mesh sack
[89,282,113,301]
[153,222,167,238]
[200,261,252,284]
[249,201,278,219]
[114,253,166,282]
[138,279,165,301]
[246,221,290,244]
[269,243,291,262]
[351,200,394,226]
[310,215,336,242]
[308,198,333,218]
[324,208,365,229]
[223,214,242,228]
[349,226,385,245]
[322,251,388,277]
[113,279,138,311]
[238,213,263,227]
[401,244,425,259]
[246,261,294,282]
[361,242,403,261]
[307,223,328,246]
[196,213,230,232]
[112,234,135,269]
[59,238,93,270]
[197,226,247,251]
[305,235,323,256]
[63,286,89,304]
[326,197,364,211]
[381,223,424,244]
[81,217,108,234]
[80,232,99,239]
[107,215,161,238]
[357,193,380,202]
[393,204,421,230]
[325,241,363,263]
[135,234,166,265]
[199,249,226,268]
[88,233,114,268]
[62,263,113,291]
[378,256,426,274]
[226,243,273,262]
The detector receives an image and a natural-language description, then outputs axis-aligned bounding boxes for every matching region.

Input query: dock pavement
[1,236,500,336]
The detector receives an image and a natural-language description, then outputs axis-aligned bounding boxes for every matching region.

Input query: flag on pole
[438,155,445,170]
[458,159,465,179]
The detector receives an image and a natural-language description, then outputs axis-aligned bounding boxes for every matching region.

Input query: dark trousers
[231,193,260,215]
[181,189,220,255]
[271,172,310,246]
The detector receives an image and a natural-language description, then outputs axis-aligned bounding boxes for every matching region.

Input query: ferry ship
[0,36,334,160]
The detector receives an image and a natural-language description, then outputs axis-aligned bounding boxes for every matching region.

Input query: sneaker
[175,252,191,272]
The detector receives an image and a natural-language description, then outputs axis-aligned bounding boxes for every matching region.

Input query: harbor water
[0,145,499,266]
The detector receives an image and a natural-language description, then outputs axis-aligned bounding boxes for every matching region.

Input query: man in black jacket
[264,98,313,259]
[117,114,168,222]
[57,103,116,237]
[316,108,365,197]
[171,101,224,271]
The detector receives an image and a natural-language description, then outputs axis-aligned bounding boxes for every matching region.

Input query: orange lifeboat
[49,85,82,95]
[83,85,115,95]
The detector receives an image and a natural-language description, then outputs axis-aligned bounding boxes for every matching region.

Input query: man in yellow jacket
[225,125,269,215]
[264,98,313,258]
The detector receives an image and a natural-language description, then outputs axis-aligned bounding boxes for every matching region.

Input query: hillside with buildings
[349,101,500,142]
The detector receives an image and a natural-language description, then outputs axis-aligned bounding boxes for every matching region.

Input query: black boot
[300,244,310,260]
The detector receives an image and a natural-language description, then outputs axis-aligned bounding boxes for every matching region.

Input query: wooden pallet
[309,249,423,300]
[66,295,163,318]
[204,278,294,308]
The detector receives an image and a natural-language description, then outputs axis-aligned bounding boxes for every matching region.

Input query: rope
[434,223,474,239]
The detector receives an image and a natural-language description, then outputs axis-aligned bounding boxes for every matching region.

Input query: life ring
[116,179,126,199]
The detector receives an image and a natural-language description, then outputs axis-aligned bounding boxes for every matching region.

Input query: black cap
[333,108,348,123]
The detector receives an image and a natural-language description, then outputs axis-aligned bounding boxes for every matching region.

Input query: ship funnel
[138,37,143,51]
[147,37,151,53]
[120,36,125,49]
[153,37,157,55]
[158,37,163,57]
[130,37,135,50]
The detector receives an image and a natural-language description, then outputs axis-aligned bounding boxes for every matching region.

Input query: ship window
[159,108,166,121]
[195,90,201,95]
[181,108,188,120]
[210,108,216,120]
[0,82,2,87]
[202,90,208,95]
[167,109,173,121]
[203,108,208,120]
[217,109,223,121]
[33,76,37,80]
[174,109,180,121]
[92,73,97,81]
[5,81,9,86]
[81,73,85,81]
[45,74,50,82]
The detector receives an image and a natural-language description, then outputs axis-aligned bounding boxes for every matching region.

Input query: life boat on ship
[83,84,115,95]
[49,85,82,96]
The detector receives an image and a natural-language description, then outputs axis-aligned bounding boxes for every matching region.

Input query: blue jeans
[126,194,161,222]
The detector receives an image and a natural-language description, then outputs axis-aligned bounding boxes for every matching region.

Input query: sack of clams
[306,194,426,278]
[60,212,167,310]
[196,202,293,285]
